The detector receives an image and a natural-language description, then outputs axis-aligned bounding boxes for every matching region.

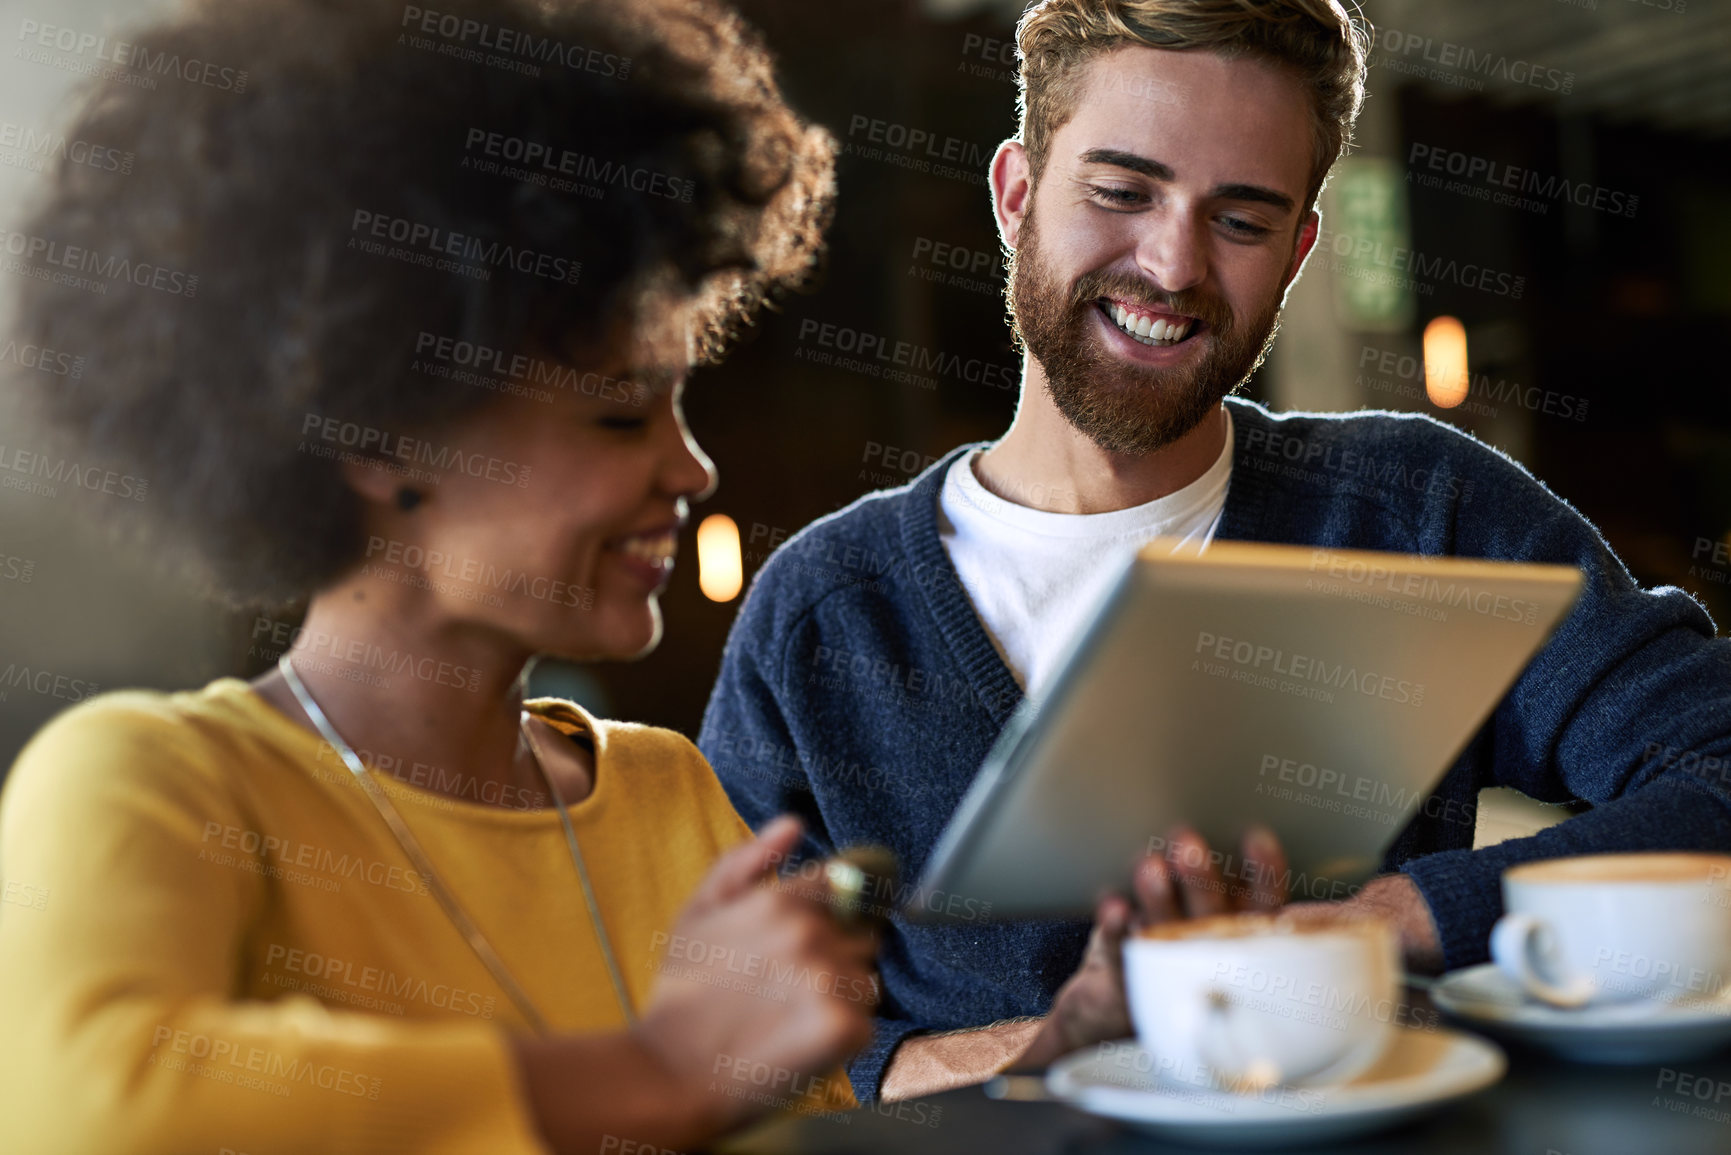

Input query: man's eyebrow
[1077,148,1297,214]
[1079,147,1173,181]
[1211,182,1296,213]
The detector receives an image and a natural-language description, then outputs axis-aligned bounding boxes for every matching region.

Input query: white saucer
[1432,963,1731,1064]
[1044,1027,1505,1149]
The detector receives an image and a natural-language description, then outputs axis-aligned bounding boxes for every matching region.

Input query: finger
[768,858,842,910]
[1240,823,1288,910]
[1133,854,1179,927]
[785,946,879,1010]
[690,814,804,911]
[1087,895,1132,968]
[767,853,893,938]
[845,966,879,1008]
[768,913,880,1005]
[762,885,882,965]
[1168,828,1229,919]
[818,995,878,1063]
[807,915,883,969]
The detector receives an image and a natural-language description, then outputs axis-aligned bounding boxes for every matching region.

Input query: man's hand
[889,828,1448,1090]
[1298,871,1444,974]
[1010,829,1448,1073]
[1008,824,1286,1072]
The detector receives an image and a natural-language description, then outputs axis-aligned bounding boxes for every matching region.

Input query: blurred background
[2,0,1728,846]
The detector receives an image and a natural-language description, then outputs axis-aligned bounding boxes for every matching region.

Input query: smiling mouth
[1096,298,1202,347]
[613,529,677,568]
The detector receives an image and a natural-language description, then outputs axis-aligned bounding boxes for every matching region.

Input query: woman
[0,0,875,1151]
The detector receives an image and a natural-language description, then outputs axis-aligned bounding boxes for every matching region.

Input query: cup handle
[1490,912,1595,1008]
[1197,989,1282,1090]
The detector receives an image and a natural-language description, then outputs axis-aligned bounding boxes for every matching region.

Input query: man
[700,0,1731,1103]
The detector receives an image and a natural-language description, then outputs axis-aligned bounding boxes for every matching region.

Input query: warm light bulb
[1423,316,1469,409]
[696,513,743,603]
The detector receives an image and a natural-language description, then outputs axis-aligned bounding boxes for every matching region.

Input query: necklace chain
[277,654,636,1031]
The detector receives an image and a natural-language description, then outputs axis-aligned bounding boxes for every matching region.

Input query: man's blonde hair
[1016,0,1371,209]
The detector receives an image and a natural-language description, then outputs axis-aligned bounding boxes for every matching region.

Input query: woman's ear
[337,455,402,507]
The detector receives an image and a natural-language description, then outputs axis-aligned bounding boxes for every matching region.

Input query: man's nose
[1134,210,1206,294]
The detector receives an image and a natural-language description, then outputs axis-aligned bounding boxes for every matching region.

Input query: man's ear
[991,140,1033,250]
[1284,208,1321,291]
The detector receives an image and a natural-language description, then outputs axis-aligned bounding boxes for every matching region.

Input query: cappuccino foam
[1507,853,1731,885]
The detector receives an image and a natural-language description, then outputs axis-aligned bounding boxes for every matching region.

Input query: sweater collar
[894,396,1278,726]
[1217,396,1277,543]
[897,441,1024,727]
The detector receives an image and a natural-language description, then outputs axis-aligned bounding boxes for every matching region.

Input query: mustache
[1069,273,1235,334]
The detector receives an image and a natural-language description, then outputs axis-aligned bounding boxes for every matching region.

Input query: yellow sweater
[0,678,850,1154]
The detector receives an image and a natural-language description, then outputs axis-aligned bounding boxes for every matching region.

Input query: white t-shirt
[937,408,1235,696]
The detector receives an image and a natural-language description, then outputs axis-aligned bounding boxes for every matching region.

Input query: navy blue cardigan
[698,397,1731,1101]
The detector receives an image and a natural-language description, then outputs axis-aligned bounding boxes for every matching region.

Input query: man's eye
[1220,216,1272,240]
[1089,185,1147,207]
[598,416,647,431]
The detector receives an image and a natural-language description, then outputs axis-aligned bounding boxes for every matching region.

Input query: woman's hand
[1008,825,1288,1072]
[515,817,878,1154]
[634,815,879,1131]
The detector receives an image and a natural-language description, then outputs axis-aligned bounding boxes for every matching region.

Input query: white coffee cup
[1122,911,1400,1091]
[1490,853,1731,1009]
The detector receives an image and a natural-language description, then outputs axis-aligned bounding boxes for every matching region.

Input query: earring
[395,487,423,512]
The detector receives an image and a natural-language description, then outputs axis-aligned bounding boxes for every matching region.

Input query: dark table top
[722,995,1731,1155]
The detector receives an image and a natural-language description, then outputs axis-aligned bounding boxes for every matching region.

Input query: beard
[1006,201,1285,456]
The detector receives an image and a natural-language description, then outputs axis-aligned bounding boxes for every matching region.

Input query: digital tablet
[905,540,1584,921]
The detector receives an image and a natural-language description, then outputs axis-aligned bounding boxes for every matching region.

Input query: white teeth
[1104,302,1194,347]
[618,533,675,565]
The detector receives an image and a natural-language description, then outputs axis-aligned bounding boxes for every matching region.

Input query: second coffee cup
[1123,911,1400,1092]
[1490,852,1731,1009]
